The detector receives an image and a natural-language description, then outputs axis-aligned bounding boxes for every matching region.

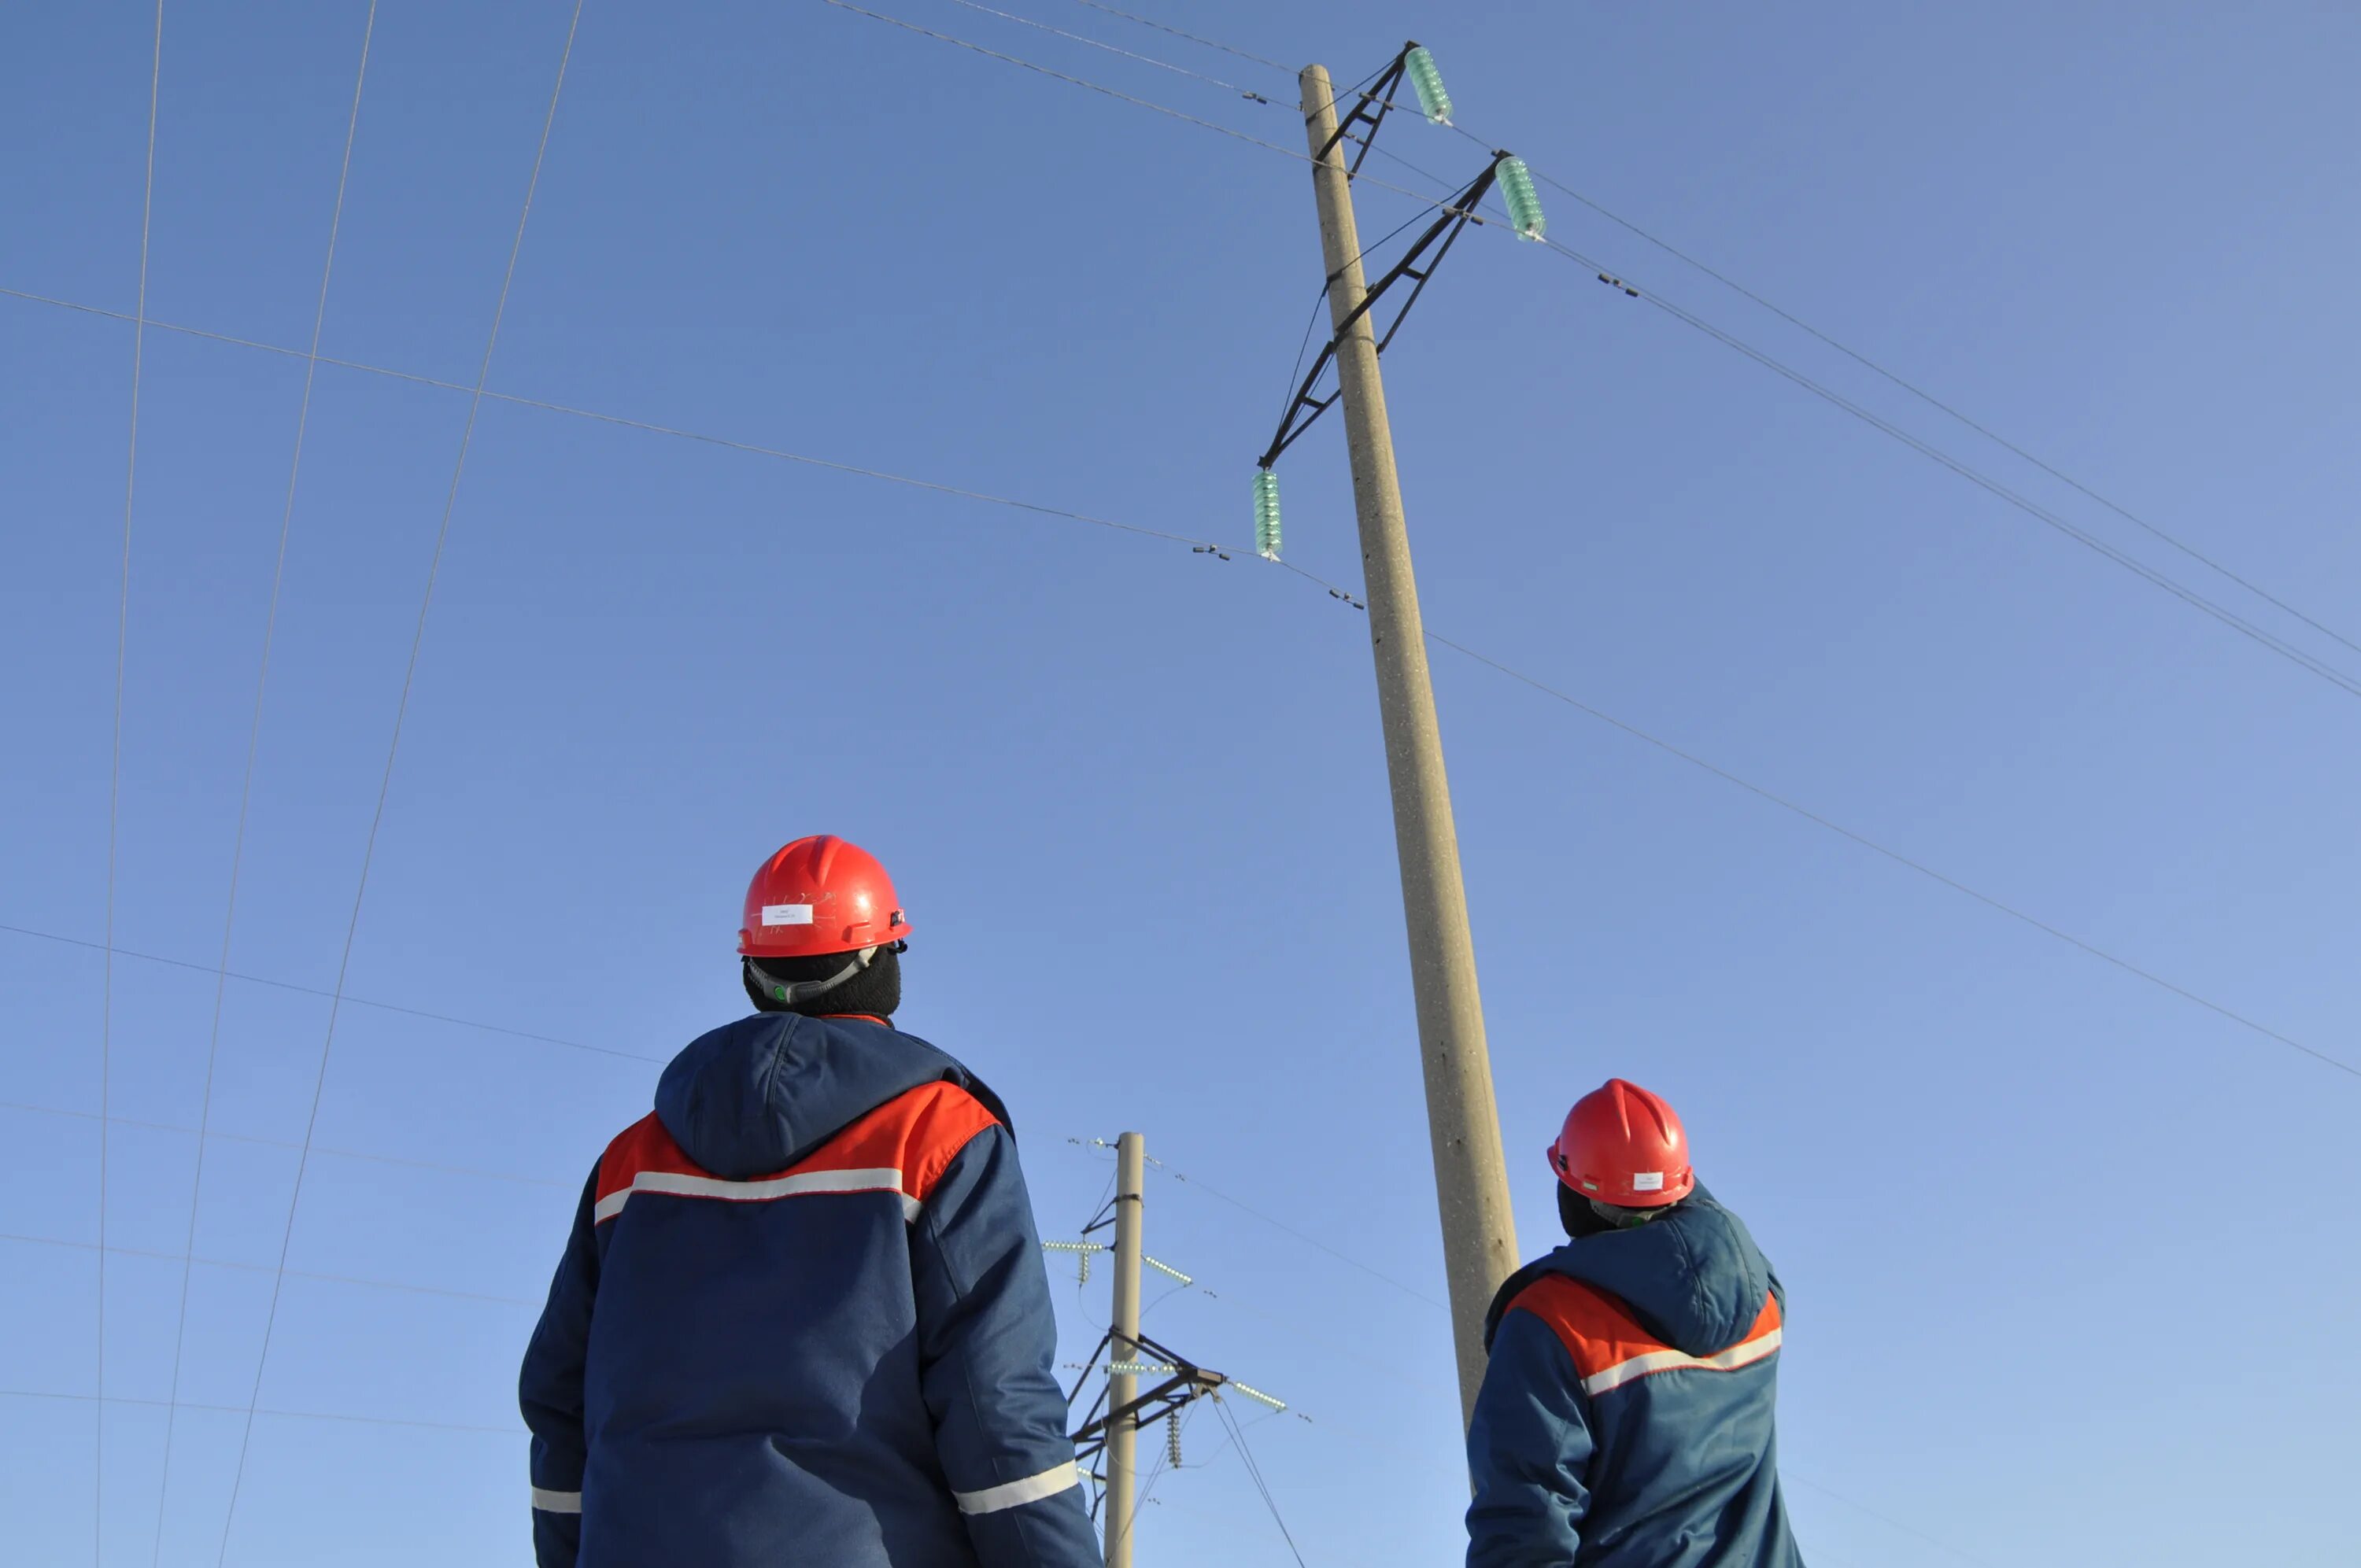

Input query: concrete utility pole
[1102,1131,1146,1568]
[1299,63,1519,1425]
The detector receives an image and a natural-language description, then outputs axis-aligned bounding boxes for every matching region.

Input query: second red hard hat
[1547,1078,1695,1209]
[737,836,911,959]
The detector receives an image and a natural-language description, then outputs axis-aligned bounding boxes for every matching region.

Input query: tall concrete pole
[1103,1131,1146,1567]
[1299,64,1518,1425]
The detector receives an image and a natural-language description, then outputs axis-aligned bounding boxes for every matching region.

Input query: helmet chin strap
[747,946,879,1008]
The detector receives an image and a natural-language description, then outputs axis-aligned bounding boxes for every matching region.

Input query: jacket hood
[1486,1184,1776,1358]
[654,1013,988,1180]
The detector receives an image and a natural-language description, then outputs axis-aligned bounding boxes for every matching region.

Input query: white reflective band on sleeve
[530,1488,582,1515]
[1581,1328,1782,1397]
[953,1461,1081,1516]
[594,1168,918,1225]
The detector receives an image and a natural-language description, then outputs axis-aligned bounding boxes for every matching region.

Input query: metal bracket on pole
[1312,42,1420,178]
[1257,158,1502,470]
[1069,1330,1229,1470]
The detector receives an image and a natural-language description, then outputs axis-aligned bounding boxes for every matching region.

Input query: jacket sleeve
[1465,1307,1595,1568]
[911,1123,1103,1568]
[519,1165,601,1568]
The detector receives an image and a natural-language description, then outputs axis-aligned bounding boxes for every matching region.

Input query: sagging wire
[846,0,2361,702]
[209,7,590,1564]
[940,0,1269,101]
[9,256,2344,1076]
[1214,1395,1309,1567]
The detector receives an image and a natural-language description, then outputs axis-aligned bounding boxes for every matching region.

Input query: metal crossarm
[1312,42,1418,177]
[1256,157,1502,470]
[1068,1330,1228,1465]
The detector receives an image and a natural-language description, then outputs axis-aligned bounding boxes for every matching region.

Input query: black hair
[1558,1182,1617,1239]
[1557,1182,1682,1240]
[743,943,903,1020]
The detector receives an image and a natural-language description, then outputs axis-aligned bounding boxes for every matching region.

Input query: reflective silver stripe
[1581,1328,1783,1397]
[530,1488,581,1515]
[953,1461,1081,1516]
[594,1167,918,1224]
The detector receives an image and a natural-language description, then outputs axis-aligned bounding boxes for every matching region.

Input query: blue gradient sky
[5,2,2358,1565]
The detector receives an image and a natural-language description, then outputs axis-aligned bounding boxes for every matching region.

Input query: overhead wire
[1,283,1236,554]
[1060,0,2361,673]
[2,1389,524,1439]
[3,1230,541,1311]
[816,2,1483,223]
[848,0,2361,702]
[1214,1396,1309,1567]
[939,0,1269,100]
[98,6,167,1557]
[1532,234,2361,703]
[1784,1476,1994,1567]
[0,1098,575,1190]
[1425,631,2359,1081]
[19,13,2319,1556]
[1145,1157,1448,1309]
[209,6,587,1561]
[1066,0,1291,73]
[148,9,381,1560]
[0,918,663,1063]
[1489,151,2361,664]
[2,277,2345,1079]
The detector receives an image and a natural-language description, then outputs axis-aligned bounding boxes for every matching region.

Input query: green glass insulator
[1495,155,1546,242]
[1404,46,1452,124]
[1253,468,1282,559]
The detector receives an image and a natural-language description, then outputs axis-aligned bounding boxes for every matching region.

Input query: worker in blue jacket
[519,836,1101,1568]
[1467,1078,1805,1567]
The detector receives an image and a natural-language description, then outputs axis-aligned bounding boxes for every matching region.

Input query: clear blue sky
[6,2,2358,1564]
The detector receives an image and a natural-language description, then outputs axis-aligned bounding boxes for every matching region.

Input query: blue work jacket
[1467,1187,1804,1568]
[519,1013,1101,1568]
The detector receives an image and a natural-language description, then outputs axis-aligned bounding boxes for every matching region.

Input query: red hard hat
[737,836,911,959]
[1547,1078,1695,1209]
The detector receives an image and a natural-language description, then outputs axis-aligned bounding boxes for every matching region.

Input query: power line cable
[1491,151,2361,664]
[0,918,663,1063]
[98,7,167,1557]
[1214,1396,1308,1566]
[149,10,379,1559]
[6,271,2344,1079]
[1147,1158,1448,1309]
[2,1389,524,1439]
[0,1098,575,1190]
[4,280,1380,603]
[1065,0,2361,671]
[1333,96,2361,702]
[1532,236,2361,703]
[816,2,1477,222]
[1424,630,2359,1080]
[1785,1475,1993,1567]
[5,275,2344,1079]
[1066,0,1291,74]
[2,1230,541,1311]
[940,0,1269,100]
[828,2,2361,703]
[211,7,586,1560]
[4,272,2342,1076]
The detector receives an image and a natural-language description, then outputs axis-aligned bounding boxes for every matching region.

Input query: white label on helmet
[1631,1171,1665,1191]
[761,904,815,926]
